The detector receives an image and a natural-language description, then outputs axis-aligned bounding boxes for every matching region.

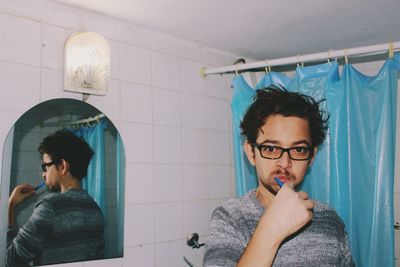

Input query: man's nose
[276,150,292,169]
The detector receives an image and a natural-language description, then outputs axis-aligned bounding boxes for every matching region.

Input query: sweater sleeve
[6,199,54,267]
[203,206,247,267]
[342,231,355,266]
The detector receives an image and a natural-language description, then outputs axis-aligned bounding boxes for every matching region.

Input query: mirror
[1,98,125,266]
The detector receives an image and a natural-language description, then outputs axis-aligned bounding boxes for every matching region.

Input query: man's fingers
[283,180,295,190]
[19,184,34,194]
[304,199,315,210]
[298,191,309,200]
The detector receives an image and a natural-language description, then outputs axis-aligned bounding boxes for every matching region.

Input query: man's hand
[264,180,315,242]
[8,184,35,208]
[237,181,314,267]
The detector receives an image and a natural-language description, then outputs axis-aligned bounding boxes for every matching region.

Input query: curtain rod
[66,113,105,127]
[40,113,105,128]
[202,41,400,76]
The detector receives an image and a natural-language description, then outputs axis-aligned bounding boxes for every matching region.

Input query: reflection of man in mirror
[6,130,105,267]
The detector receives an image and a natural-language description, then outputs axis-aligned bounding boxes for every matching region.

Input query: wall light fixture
[64,32,110,96]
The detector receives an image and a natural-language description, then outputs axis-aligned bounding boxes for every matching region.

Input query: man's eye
[263,146,276,152]
[293,147,308,153]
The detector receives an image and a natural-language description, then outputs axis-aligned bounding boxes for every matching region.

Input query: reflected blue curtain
[116,133,125,257]
[231,54,400,266]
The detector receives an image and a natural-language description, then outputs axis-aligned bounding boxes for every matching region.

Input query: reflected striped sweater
[204,189,354,267]
[6,189,105,267]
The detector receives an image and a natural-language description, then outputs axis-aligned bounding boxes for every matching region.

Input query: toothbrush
[274,177,284,188]
[34,181,45,191]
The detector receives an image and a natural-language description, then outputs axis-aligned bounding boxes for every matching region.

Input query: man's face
[244,115,316,194]
[41,153,61,191]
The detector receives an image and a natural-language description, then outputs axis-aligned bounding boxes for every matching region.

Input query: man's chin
[47,185,61,192]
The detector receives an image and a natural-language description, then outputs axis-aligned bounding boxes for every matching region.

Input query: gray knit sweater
[6,189,105,267]
[204,190,353,267]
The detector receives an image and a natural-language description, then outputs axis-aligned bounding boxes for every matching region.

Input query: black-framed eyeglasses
[40,161,56,172]
[253,143,313,161]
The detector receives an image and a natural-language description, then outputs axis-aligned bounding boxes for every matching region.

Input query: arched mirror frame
[0,97,125,265]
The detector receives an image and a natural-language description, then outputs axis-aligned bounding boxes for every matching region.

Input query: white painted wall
[0,1,237,266]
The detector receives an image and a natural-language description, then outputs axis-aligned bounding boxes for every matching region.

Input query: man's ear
[309,147,318,166]
[58,159,70,175]
[243,140,256,166]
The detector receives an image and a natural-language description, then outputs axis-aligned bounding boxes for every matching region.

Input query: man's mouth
[276,175,289,183]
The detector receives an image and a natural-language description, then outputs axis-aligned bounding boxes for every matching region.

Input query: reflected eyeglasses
[40,161,56,172]
[253,143,313,161]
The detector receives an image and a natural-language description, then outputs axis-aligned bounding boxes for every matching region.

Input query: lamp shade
[64,32,110,95]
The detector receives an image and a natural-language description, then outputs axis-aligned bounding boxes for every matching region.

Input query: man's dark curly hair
[240,86,329,148]
[38,130,94,180]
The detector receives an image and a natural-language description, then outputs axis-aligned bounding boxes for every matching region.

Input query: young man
[7,130,105,267]
[204,87,353,266]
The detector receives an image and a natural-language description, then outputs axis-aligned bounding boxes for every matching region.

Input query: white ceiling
[51,0,400,61]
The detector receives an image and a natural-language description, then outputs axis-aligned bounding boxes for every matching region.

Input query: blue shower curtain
[231,54,400,266]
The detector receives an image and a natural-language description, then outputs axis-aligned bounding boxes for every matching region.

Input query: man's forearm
[237,216,283,267]
[8,203,16,226]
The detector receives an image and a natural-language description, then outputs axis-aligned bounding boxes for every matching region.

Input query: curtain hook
[235,64,239,76]
[296,55,300,68]
[327,49,332,64]
[297,55,304,68]
[389,41,394,59]
[265,59,269,73]
[344,48,349,65]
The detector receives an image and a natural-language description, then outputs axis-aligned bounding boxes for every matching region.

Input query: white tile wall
[153,164,182,202]
[0,13,41,66]
[125,163,154,204]
[81,12,120,41]
[0,61,41,111]
[119,44,152,85]
[120,82,152,124]
[152,88,181,127]
[124,204,155,246]
[122,245,155,267]
[179,59,205,94]
[40,0,82,29]
[41,24,74,70]
[83,257,122,267]
[120,22,153,48]
[182,164,208,200]
[152,51,180,90]
[154,202,183,242]
[206,97,230,131]
[118,122,153,163]
[208,165,232,199]
[155,240,184,267]
[207,131,231,164]
[182,129,208,164]
[181,93,206,129]
[153,126,182,163]
[184,200,210,236]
